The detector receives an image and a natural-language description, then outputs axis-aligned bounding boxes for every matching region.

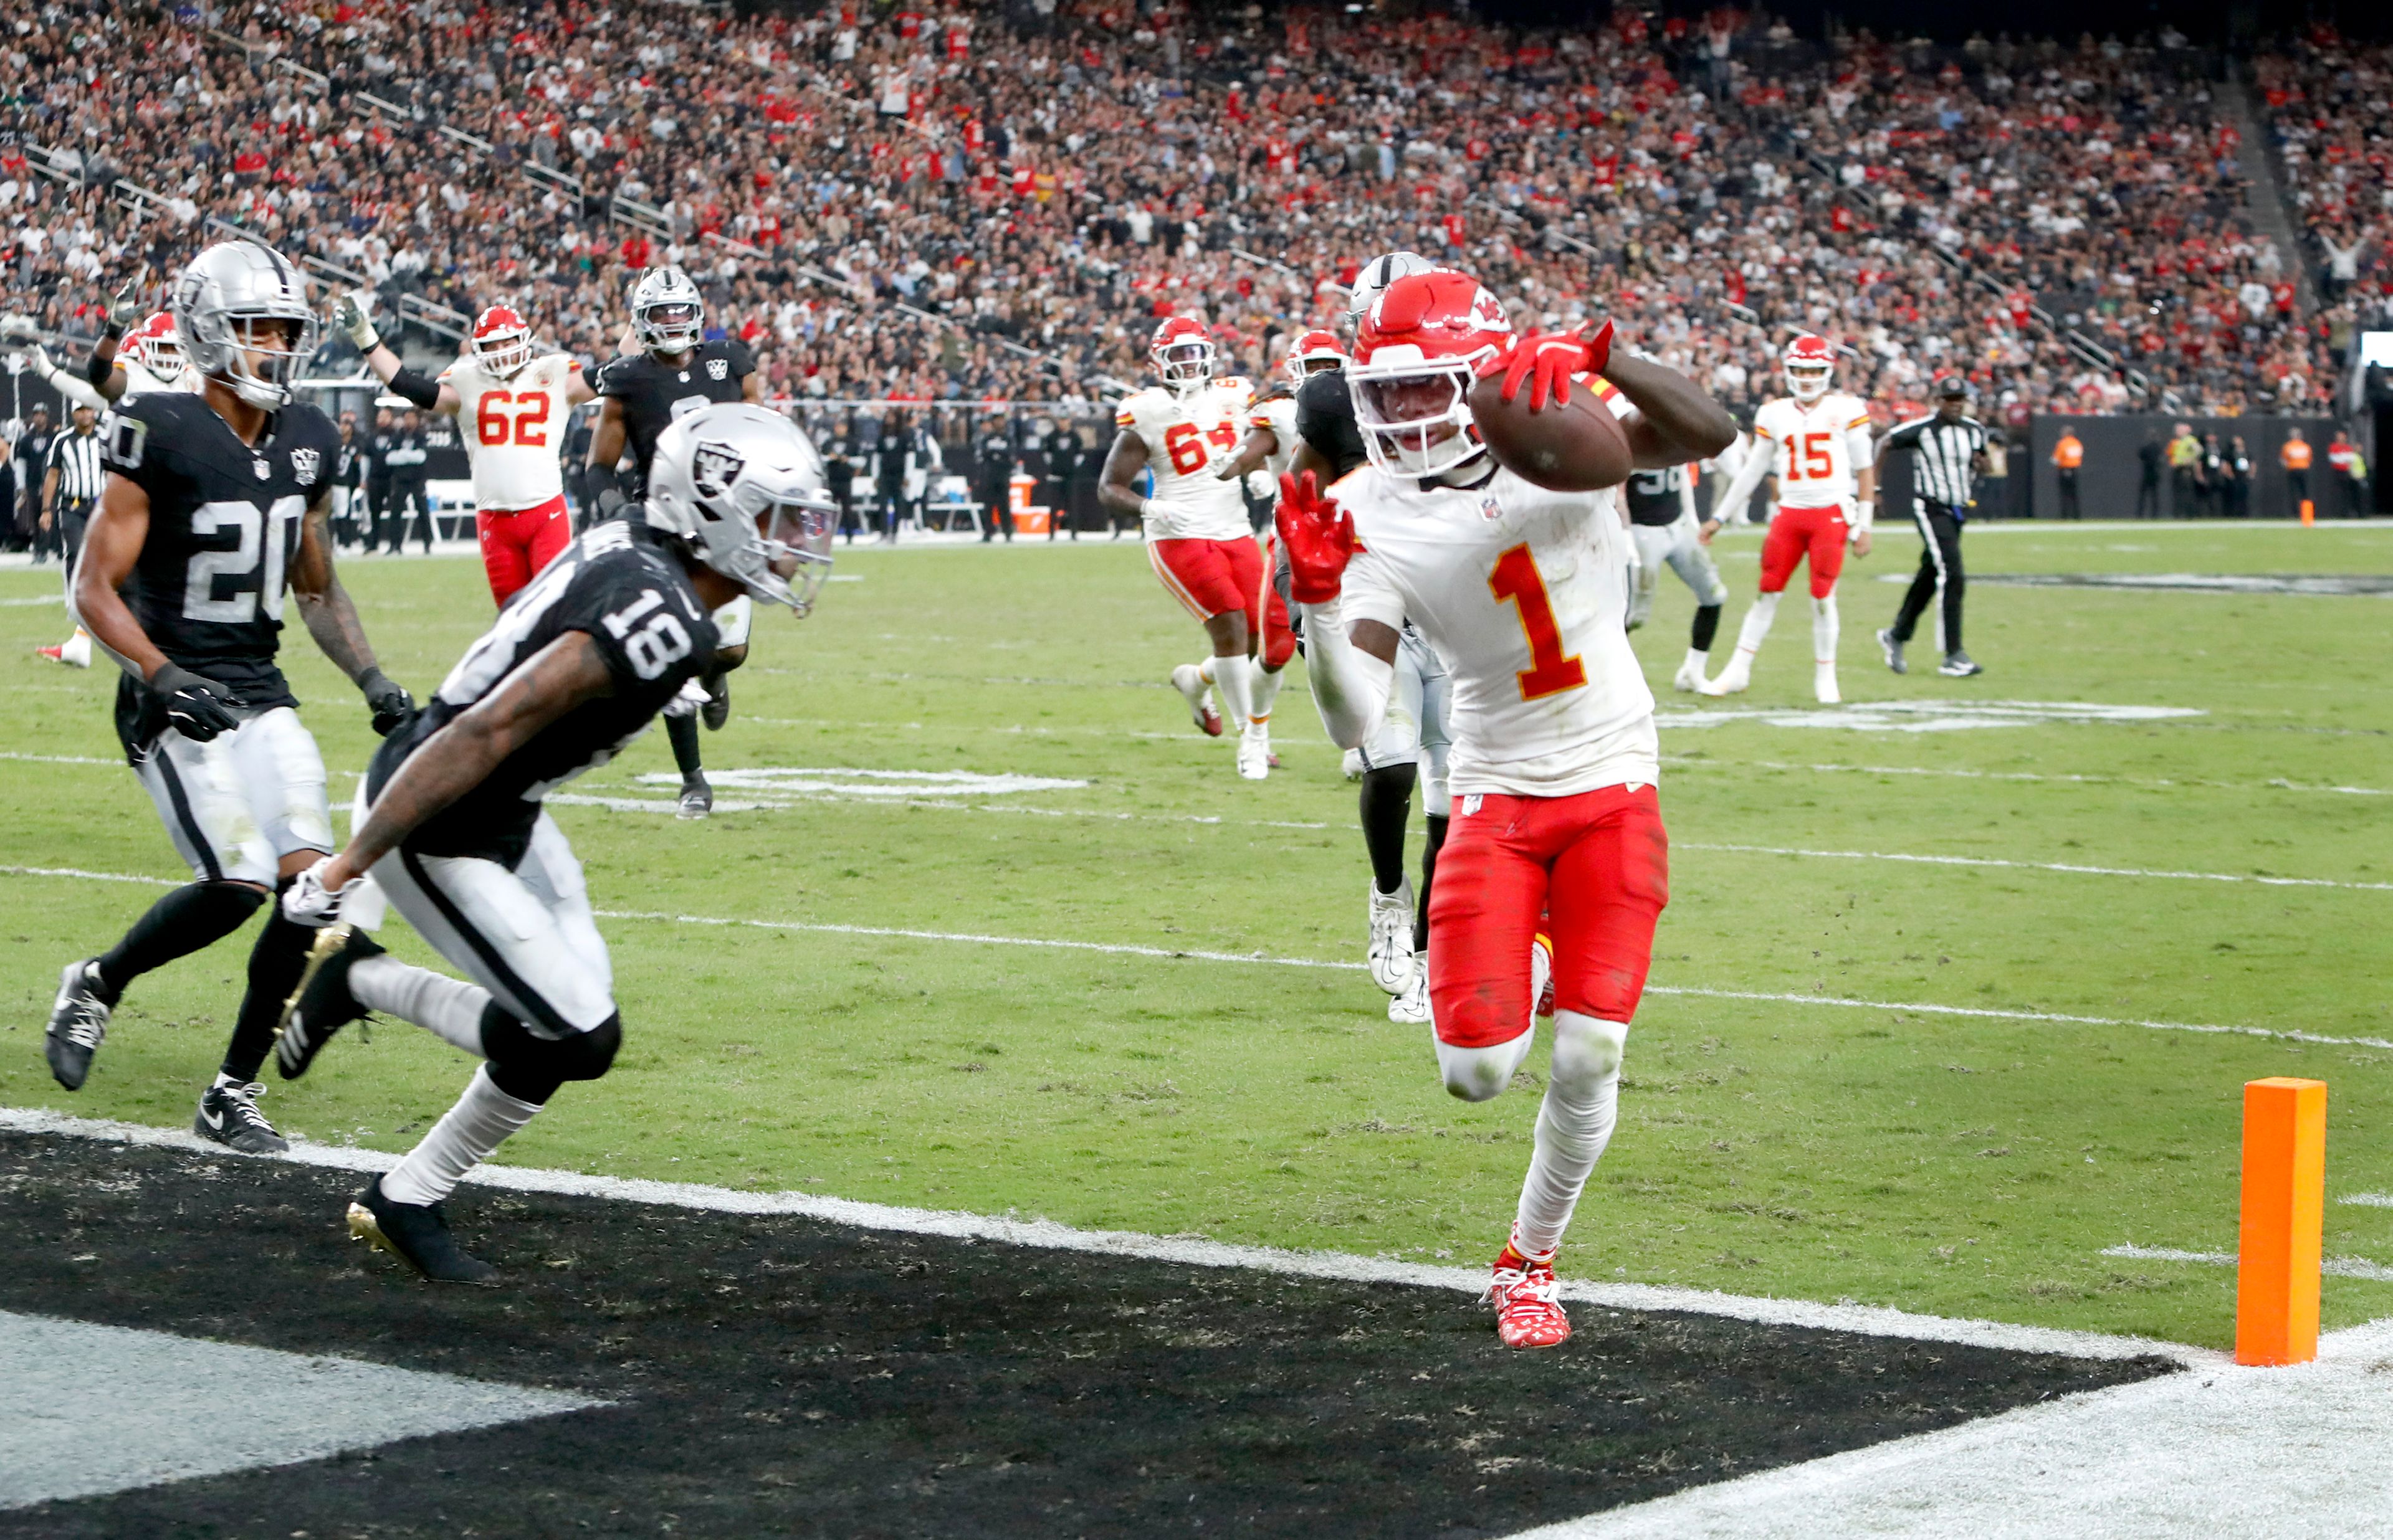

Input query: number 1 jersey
[1334,462,1657,799]
[99,391,342,733]
[368,520,722,863]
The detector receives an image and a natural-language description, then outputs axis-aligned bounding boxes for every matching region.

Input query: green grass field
[4,518,2391,1350]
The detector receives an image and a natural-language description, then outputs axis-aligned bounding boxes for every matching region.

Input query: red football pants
[1759,504,1847,599]
[1426,784,1669,1048]
[1150,535,1292,667]
[479,495,573,606]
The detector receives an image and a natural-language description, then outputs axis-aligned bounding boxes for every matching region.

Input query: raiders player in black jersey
[1621,462,1729,693]
[47,239,415,1153]
[586,267,762,819]
[275,402,834,1281]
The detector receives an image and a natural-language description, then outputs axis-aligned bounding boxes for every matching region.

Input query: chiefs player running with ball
[1101,316,1296,781]
[1282,270,1734,1348]
[335,295,598,607]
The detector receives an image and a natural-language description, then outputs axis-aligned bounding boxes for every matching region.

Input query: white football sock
[1812,592,1839,665]
[1250,663,1284,727]
[1512,1012,1626,1258]
[1681,645,1709,673]
[350,956,489,1056]
[1209,652,1256,731]
[60,627,91,667]
[381,1064,543,1206]
[1730,591,1780,665]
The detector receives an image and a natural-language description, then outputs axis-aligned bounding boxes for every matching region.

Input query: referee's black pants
[57,498,93,584]
[1889,498,1966,654]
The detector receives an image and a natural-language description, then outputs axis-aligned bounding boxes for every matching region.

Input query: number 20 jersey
[1114,377,1255,540]
[441,353,581,511]
[99,390,342,723]
[369,520,721,864]
[1335,462,1656,799]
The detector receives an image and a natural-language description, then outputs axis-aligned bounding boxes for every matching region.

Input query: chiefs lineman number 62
[337,295,599,606]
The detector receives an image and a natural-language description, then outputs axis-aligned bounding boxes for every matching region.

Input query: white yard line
[2101,1243,2393,1283]
[0,1105,2204,1368]
[1506,1317,2393,1540]
[2339,1192,2393,1208]
[6,862,2386,1051]
[1677,840,2393,893]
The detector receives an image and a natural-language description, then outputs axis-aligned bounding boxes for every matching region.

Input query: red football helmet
[472,304,533,379]
[124,311,185,385]
[1149,315,1215,392]
[1782,334,1837,403]
[1348,270,1512,477]
[1281,328,1345,386]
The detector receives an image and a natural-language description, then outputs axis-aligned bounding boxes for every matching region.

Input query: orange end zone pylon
[2237,1077,2328,1366]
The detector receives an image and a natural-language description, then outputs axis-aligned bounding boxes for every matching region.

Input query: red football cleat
[1170,663,1225,737]
[36,645,65,663]
[1485,1253,1571,1349]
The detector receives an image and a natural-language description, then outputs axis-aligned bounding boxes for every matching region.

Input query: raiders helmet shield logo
[691,441,745,499]
[705,357,730,382]
[289,447,320,482]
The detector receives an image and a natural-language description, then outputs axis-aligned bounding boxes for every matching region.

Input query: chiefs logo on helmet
[1782,334,1838,404]
[472,305,534,380]
[1149,315,1216,392]
[1347,270,1513,478]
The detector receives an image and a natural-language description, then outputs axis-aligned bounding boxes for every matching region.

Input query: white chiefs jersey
[1336,462,1658,799]
[1749,392,1874,509]
[440,352,580,511]
[1115,376,1256,541]
[1248,392,1301,480]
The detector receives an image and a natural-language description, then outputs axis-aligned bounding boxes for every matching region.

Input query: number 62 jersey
[441,352,582,512]
[98,390,342,744]
[368,520,721,866]
[1333,461,1657,799]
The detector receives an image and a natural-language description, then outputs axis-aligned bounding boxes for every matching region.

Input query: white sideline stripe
[6,863,2388,1051]
[1512,1317,2393,1540]
[1663,754,2393,798]
[2101,1243,2393,1283]
[1679,840,2393,893]
[0,1105,2206,1368]
[0,751,120,766]
[2340,1192,2393,1208]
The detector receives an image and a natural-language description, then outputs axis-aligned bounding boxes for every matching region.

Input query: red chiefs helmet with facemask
[1149,315,1216,392]
[1281,328,1345,386]
[472,305,534,380]
[1347,270,1514,477]
[1782,334,1838,404]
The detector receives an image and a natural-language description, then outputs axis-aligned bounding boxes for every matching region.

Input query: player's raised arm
[332,292,461,415]
[564,358,598,407]
[289,482,415,733]
[1097,428,1151,521]
[1601,351,1739,470]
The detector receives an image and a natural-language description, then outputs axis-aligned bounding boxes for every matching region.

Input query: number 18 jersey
[1115,377,1255,540]
[1334,461,1657,799]
[441,353,581,511]
[369,520,721,864]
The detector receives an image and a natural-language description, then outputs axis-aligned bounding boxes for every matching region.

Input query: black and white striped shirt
[1881,414,1987,507]
[45,428,106,504]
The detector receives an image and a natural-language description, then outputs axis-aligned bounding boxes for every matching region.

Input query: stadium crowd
[2253,29,2393,383]
[0,0,2348,425]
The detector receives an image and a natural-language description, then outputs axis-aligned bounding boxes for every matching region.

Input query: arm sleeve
[386,364,442,410]
[36,356,107,412]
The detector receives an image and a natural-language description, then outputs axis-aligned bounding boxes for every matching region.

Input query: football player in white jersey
[1696,335,1876,704]
[1099,315,1291,780]
[1283,269,1735,1348]
[335,297,598,605]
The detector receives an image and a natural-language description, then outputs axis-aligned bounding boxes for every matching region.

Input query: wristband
[356,665,392,700]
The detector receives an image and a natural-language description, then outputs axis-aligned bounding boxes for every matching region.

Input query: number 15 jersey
[369,520,721,864]
[1334,462,1657,799]
[441,352,581,512]
[1749,392,1873,510]
[1115,377,1255,541]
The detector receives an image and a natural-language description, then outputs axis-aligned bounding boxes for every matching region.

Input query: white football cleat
[1813,663,1841,705]
[1171,663,1224,737]
[1672,650,1708,692]
[1367,878,1415,994]
[1388,965,1430,1024]
[1235,725,1271,780]
[1695,660,1750,696]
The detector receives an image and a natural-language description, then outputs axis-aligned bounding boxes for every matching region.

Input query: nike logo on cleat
[200,1105,225,1131]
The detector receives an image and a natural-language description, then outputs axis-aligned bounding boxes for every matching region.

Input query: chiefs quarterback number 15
[1488,543,1588,702]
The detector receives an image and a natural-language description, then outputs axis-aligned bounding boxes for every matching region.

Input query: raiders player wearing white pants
[276,402,836,1283]
[1357,625,1452,1025]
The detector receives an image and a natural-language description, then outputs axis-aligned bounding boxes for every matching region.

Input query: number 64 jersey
[368,520,720,866]
[1114,376,1256,540]
[1334,462,1658,798]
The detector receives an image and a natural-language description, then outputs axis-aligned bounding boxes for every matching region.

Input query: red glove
[1479,318,1616,412]
[1275,470,1357,604]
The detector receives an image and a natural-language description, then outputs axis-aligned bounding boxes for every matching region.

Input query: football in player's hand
[1469,373,1633,492]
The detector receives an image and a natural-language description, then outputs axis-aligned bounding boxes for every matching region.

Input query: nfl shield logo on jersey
[1479,495,1503,521]
[253,455,270,480]
[289,447,320,482]
[705,358,730,381]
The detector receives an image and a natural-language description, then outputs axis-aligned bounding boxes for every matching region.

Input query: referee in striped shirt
[1875,377,1987,678]
[39,402,107,668]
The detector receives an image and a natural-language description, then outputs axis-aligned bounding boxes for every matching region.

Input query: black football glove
[151,663,241,743]
[594,484,627,521]
[358,667,416,737]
